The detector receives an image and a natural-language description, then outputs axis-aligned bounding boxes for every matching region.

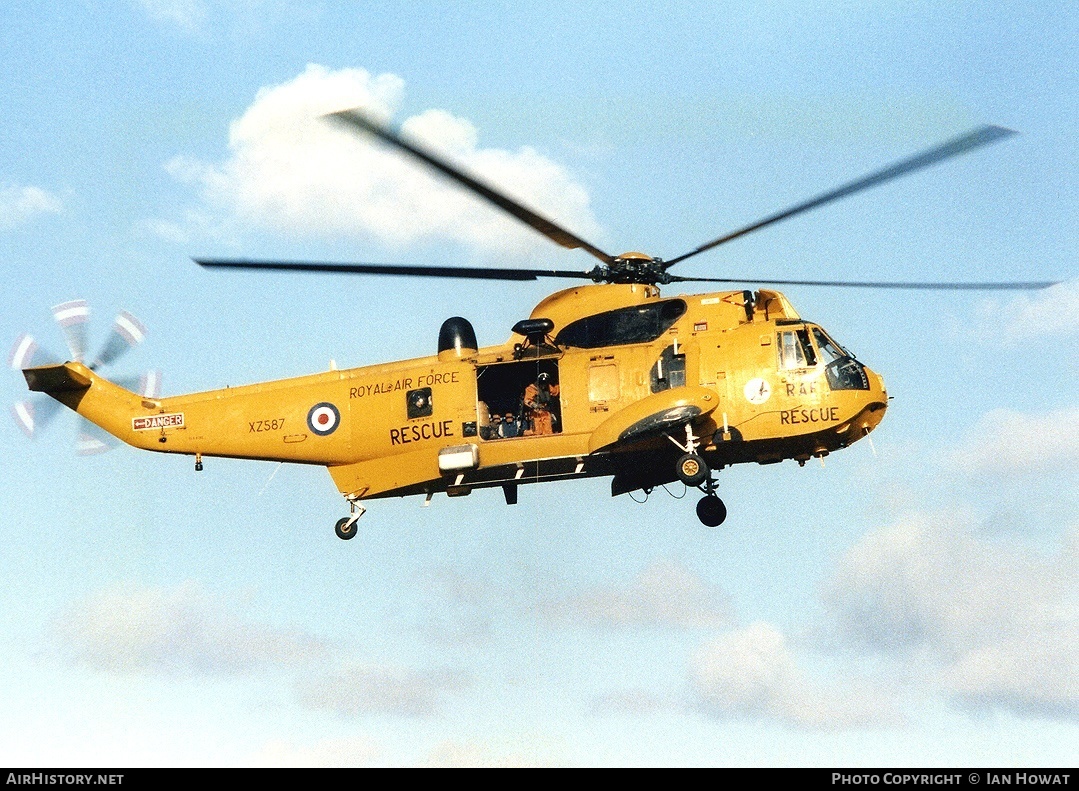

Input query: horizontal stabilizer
[24,364,92,394]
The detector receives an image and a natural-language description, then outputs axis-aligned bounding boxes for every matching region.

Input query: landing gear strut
[666,424,728,527]
[671,424,709,487]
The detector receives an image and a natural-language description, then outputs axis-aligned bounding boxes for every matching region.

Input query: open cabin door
[476,353,563,440]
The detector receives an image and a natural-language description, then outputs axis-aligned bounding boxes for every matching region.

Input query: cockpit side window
[650,344,687,393]
[777,328,817,370]
[798,328,817,367]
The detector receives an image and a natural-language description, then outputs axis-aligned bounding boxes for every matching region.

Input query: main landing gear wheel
[335,517,358,541]
[676,453,709,487]
[696,495,727,528]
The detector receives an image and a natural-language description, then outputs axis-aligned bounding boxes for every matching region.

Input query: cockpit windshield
[808,324,869,391]
[810,326,848,364]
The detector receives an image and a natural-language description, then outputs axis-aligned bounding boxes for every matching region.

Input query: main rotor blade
[196,258,597,282]
[664,125,1017,268]
[664,274,1058,290]
[325,107,615,265]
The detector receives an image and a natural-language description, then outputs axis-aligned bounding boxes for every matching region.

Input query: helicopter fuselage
[26,284,887,507]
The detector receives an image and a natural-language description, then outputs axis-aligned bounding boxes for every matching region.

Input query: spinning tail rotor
[10,301,159,454]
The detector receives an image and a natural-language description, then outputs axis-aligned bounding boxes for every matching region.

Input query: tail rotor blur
[52,299,90,363]
[75,420,114,456]
[10,397,63,438]
[113,370,162,399]
[9,300,159,453]
[8,332,59,371]
[91,310,147,369]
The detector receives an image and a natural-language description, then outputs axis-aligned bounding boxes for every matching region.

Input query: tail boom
[23,361,356,464]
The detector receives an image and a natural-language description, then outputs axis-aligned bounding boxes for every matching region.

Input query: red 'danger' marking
[132,412,185,431]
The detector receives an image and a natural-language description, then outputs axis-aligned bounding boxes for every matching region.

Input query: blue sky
[1,0,1076,767]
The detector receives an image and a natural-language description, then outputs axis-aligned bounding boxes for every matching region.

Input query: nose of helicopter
[823,363,889,453]
[848,365,888,444]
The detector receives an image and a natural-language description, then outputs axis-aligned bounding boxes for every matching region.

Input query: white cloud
[539,559,733,629]
[424,740,529,768]
[53,580,327,675]
[132,0,206,31]
[976,279,1079,342]
[143,217,191,244]
[689,622,898,729]
[825,517,1079,718]
[0,183,62,230]
[171,64,603,259]
[417,564,532,647]
[947,407,1079,476]
[298,665,471,717]
[945,627,1079,718]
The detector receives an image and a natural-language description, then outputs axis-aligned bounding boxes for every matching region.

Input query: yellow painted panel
[588,363,620,402]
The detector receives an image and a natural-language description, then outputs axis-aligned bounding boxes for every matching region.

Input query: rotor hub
[588,252,671,285]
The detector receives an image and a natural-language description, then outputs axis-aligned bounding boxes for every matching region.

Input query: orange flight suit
[523,382,560,435]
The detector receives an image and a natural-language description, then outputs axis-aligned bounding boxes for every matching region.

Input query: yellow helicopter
[16,110,1056,534]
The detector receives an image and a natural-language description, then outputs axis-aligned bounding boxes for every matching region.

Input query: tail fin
[22,362,152,449]
[24,363,94,412]
[24,363,92,394]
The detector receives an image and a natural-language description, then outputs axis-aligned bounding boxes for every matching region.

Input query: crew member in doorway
[499,412,519,438]
[523,372,560,435]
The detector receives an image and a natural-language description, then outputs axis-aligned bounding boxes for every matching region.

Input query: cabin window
[555,299,687,349]
[650,344,687,392]
[776,328,817,370]
[406,387,433,419]
[589,363,620,402]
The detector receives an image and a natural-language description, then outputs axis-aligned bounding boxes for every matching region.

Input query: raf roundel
[307,402,341,436]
